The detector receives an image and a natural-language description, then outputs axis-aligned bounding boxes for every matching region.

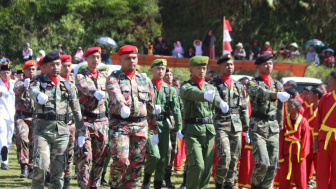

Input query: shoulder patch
[249,80,256,86]
[181,85,186,90]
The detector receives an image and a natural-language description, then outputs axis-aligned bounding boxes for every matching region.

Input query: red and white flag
[223,19,232,55]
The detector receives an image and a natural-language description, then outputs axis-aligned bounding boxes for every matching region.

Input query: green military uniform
[246,54,284,189]
[180,56,223,189]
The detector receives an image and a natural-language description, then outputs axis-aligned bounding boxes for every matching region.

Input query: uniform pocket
[138,87,149,102]
[120,85,131,100]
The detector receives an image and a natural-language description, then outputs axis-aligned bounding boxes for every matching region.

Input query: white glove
[94,91,105,101]
[177,130,184,140]
[24,78,30,87]
[78,136,85,148]
[277,92,290,102]
[121,106,131,118]
[1,91,9,98]
[155,105,161,115]
[204,90,215,101]
[220,101,230,113]
[245,131,251,144]
[152,134,159,148]
[37,93,48,105]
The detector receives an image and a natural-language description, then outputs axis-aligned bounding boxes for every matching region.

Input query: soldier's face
[85,53,101,70]
[220,61,234,76]
[24,66,37,79]
[0,70,11,81]
[61,62,72,76]
[191,65,207,79]
[119,54,138,71]
[164,72,173,84]
[327,76,336,92]
[258,61,273,74]
[46,59,61,77]
[150,66,166,79]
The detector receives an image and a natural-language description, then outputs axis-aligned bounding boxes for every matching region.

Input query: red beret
[37,57,44,66]
[23,60,37,70]
[117,45,138,56]
[84,47,101,57]
[60,54,72,62]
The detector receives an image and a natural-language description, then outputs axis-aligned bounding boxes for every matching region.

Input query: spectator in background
[193,40,203,55]
[306,46,320,65]
[322,48,335,68]
[0,53,10,65]
[57,44,66,55]
[22,43,33,62]
[185,47,195,58]
[147,42,153,55]
[36,50,45,62]
[301,48,307,59]
[74,47,84,62]
[205,70,217,82]
[101,47,109,63]
[289,43,300,59]
[154,36,169,55]
[17,70,24,80]
[249,40,261,60]
[11,69,17,81]
[234,42,246,60]
[172,41,184,58]
[277,44,289,59]
[203,30,216,59]
[261,41,273,55]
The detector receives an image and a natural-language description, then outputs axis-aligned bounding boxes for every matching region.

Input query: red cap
[117,45,138,56]
[84,47,101,57]
[60,54,72,62]
[23,60,37,70]
[37,57,44,66]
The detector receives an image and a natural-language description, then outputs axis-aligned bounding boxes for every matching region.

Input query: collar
[259,73,272,87]
[47,75,60,86]
[152,78,163,91]
[221,75,232,88]
[122,69,136,78]
[61,75,70,81]
[192,76,205,89]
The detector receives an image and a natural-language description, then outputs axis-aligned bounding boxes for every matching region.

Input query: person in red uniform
[300,86,312,109]
[278,99,310,189]
[313,71,336,189]
[283,80,304,104]
[303,87,322,185]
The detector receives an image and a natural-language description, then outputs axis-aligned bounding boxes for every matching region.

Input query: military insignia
[163,59,167,66]
[98,49,101,53]
[32,62,36,65]
[205,59,209,64]
[41,82,47,89]
[133,48,138,53]
[249,80,256,86]
[181,85,186,90]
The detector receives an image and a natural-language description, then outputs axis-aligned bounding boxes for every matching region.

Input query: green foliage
[138,66,191,81]
[304,64,331,83]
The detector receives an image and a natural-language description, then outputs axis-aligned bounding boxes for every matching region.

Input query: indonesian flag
[223,20,232,55]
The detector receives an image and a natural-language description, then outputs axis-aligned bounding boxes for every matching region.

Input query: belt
[37,113,67,121]
[251,112,276,121]
[16,110,33,117]
[284,137,302,180]
[319,124,336,150]
[83,110,106,119]
[111,114,146,123]
[156,114,167,121]
[184,118,213,124]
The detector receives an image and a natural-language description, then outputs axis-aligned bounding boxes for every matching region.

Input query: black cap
[17,70,23,74]
[1,65,10,71]
[43,51,61,63]
[166,67,173,73]
[11,69,17,73]
[331,71,336,79]
[217,54,233,64]
[254,53,273,65]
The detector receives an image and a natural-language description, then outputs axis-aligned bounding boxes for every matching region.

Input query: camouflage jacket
[13,78,35,121]
[211,77,249,132]
[75,68,108,120]
[180,77,223,136]
[152,81,182,133]
[106,70,156,130]
[246,76,284,136]
[29,75,84,136]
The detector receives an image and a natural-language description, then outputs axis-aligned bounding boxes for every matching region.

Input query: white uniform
[0,79,15,165]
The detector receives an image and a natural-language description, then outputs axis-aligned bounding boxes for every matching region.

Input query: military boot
[101,172,109,186]
[154,180,163,189]
[223,182,233,189]
[216,182,224,189]
[63,176,71,189]
[141,172,152,189]
[164,172,175,188]
[20,164,29,178]
[44,171,51,187]
[28,167,34,179]
[179,172,186,189]
[1,146,8,161]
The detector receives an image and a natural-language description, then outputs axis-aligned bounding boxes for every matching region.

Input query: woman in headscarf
[36,50,45,62]
[203,30,216,59]
[306,46,320,65]
[172,41,184,58]
[74,47,84,63]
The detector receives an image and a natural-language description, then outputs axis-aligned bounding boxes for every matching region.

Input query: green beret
[151,59,167,68]
[98,65,109,72]
[217,54,233,64]
[254,53,273,65]
[189,56,209,66]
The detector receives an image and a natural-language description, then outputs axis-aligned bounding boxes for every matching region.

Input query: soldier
[29,51,84,188]
[246,53,290,189]
[211,54,249,189]
[106,45,156,189]
[13,60,37,178]
[75,47,109,189]
[180,56,227,189]
[142,59,183,189]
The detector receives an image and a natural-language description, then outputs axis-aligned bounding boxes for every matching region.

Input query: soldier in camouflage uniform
[141,60,183,189]
[75,47,109,189]
[210,54,250,189]
[106,45,156,189]
[29,51,84,189]
[246,53,290,189]
[180,56,227,189]
[13,60,37,178]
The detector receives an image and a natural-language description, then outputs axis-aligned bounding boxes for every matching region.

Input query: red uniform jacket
[303,104,318,150]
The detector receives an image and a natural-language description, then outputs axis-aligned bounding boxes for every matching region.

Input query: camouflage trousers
[14,118,34,166]
[31,133,69,189]
[64,123,75,177]
[166,129,177,171]
[250,132,279,189]
[109,122,147,188]
[215,129,241,185]
[77,119,109,188]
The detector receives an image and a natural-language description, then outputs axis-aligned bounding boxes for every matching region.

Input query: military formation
[0,44,335,189]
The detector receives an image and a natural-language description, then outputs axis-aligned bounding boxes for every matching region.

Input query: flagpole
[223,16,225,55]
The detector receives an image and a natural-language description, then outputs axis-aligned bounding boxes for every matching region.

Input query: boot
[44,171,50,187]
[223,182,233,189]
[20,164,29,178]
[216,182,224,189]
[179,172,186,189]
[63,176,71,189]
[101,172,109,186]
[74,168,78,179]
[1,146,8,161]
[164,172,175,188]
[154,180,162,189]
[141,172,152,189]
[89,187,97,189]
[28,167,34,179]
[1,163,9,170]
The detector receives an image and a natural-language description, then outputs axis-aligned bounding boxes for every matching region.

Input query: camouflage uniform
[106,70,156,188]
[211,77,250,187]
[29,75,84,189]
[75,68,109,188]
[246,76,283,189]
